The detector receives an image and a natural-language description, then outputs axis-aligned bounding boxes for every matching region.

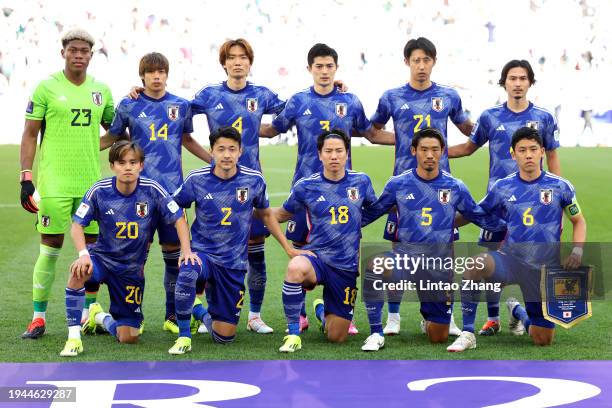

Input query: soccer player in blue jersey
[448,60,561,337]
[447,127,586,351]
[59,141,198,356]
[360,128,504,351]
[371,37,472,336]
[167,127,310,354]
[260,43,394,334]
[274,130,378,352]
[89,53,211,335]
[188,39,294,334]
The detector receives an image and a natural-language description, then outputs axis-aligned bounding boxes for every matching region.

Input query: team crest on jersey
[347,187,359,202]
[335,103,347,118]
[236,187,249,204]
[167,104,180,121]
[526,120,539,130]
[540,189,553,205]
[26,100,34,114]
[136,202,149,218]
[247,98,258,112]
[91,92,103,106]
[386,220,396,235]
[432,97,444,112]
[438,189,451,205]
[287,220,296,233]
[41,215,50,227]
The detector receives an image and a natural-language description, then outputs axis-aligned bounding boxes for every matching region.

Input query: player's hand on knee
[179,251,201,266]
[71,255,92,279]
[127,86,144,99]
[288,248,316,259]
[19,178,39,213]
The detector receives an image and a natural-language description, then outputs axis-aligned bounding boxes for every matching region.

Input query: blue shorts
[383,210,459,242]
[150,212,187,245]
[489,251,555,329]
[478,227,507,250]
[199,254,247,325]
[305,255,357,321]
[286,207,309,243]
[250,216,270,240]
[90,254,144,329]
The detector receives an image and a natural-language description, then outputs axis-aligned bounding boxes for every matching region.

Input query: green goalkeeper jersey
[25,71,114,197]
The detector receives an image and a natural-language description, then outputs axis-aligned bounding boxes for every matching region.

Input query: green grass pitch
[1,144,611,362]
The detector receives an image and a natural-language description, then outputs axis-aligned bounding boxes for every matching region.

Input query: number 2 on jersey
[320,120,330,131]
[149,123,168,141]
[221,208,232,226]
[413,114,431,132]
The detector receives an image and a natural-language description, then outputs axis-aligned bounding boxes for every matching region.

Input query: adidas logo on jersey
[317,195,326,202]
[405,193,415,200]
[58,95,67,101]
[135,307,141,313]
[303,109,312,116]
[215,103,224,110]
[105,209,115,215]
[496,124,506,131]
[508,195,517,202]
[204,193,214,200]
[138,112,147,118]
[400,103,410,110]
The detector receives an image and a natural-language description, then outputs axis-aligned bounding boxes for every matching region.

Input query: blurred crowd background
[1,0,610,146]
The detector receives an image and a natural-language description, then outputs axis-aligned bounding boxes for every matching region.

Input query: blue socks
[175,262,202,338]
[163,249,181,321]
[247,244,266,313]
[314,301,326,328]
[511,303,531,332]
[366,302,384,335]
[282,281,303,335]
[388,302,400,314]
[65,287,85,327]
[487,289,501,321]
[102,315,118,337]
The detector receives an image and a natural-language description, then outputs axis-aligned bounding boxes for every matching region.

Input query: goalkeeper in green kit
[19,29,115,339]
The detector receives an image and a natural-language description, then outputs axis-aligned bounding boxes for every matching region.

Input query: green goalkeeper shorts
[36,197,99,235]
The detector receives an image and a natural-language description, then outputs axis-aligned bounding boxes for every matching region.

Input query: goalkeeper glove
[20,170,38,213]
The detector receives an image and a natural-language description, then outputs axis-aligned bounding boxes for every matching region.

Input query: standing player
[448,60,561,337]
[370,37,472,336]
[274,130,378,352]
[167,127,309,354]
[19,29,114,339]
[60,141,198,356]
[447,127,586,351]
[360,128,504,352]
[91,52,211,334]
[260,43,394,333]
[188,39,289,334]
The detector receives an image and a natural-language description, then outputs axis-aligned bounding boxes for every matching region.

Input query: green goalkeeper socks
[32,244,61,310]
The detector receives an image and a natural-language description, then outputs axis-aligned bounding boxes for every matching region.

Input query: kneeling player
[168,127,307,354]
[274,130,377,352]
[360,128,504,351]
[60,141,198,356]
[450,127,586,351]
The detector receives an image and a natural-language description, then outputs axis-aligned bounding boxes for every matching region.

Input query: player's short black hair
[317,129,350,152]
[109,140,145,163]
[209,126,242,148]
[307,43,338,66]
[498,59,536,87]
[511,127,543,150]
[403,37,437,60]
[411,127,445,149]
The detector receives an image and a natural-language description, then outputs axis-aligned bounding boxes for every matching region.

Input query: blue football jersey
[470,102,560,191]
[371,82,468,175]
[191,82,285,172]
[479,171,578,266]
[282,170,377,272]
[109,92,194,194]
[173,165,269,270]
[272,87,372,184]
[73,177,183,273]
[363,169,503,243]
